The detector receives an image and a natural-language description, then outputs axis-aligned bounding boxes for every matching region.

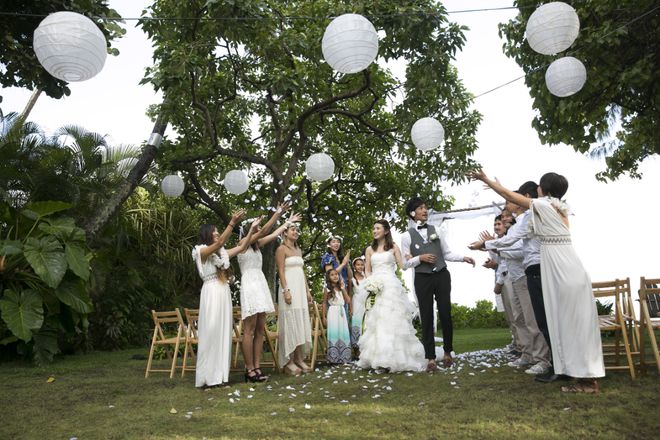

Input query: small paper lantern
[224,170,249,195]
[33,11,107,82]
[411,117,444,151]
[305,153,335,182]
[321,13,378,74]
[161,175,184,197]
[525,2,580,55]
[545,56,586,97]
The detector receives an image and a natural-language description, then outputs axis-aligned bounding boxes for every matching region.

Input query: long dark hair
[198,224,216,245]
[325,269,342,293]
[371,219,394,252]
[326,236,344,265]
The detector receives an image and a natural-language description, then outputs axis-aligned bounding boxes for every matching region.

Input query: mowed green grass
[1,328,658,440]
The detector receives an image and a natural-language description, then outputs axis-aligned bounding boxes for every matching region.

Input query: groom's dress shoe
[534,372,571,383]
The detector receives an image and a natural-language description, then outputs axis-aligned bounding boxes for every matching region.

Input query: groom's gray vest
[408,224,447,274]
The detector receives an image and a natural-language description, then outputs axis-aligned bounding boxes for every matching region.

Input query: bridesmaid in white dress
[472,170,605,393]
[192,212,261,388]
[237,203,301,383]
[275,222,313,376]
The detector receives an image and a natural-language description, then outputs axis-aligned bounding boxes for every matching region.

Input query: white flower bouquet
[363,275,384,310]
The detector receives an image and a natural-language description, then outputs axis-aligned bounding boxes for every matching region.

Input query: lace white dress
[237,247,275,320]
[358,250,426,372]
[192,245,232,387]
[530,197,605,378]
[278,256,312,366]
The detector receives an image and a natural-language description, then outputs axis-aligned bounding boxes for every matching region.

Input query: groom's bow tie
[417,224,428,230]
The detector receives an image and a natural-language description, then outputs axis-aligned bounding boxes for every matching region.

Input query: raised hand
[231,209,247,223]
[479,230,495,241]
[468,240,484,251]
[276,201,291,214]
[467,168,486,182]
[288,212,302,223]
[250,215,264,231]
[342,251,351,265]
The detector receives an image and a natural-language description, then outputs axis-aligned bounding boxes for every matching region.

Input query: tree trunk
[84,113,169,242]
[262,241,278,303]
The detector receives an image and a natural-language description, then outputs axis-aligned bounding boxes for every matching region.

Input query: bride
[357,219,426,372]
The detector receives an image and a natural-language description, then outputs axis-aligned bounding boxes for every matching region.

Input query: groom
[401,197,475,371]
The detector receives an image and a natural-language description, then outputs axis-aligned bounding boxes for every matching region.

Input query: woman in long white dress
[192,212,261,388]
[471,170,605,393]
[237,202,302,383]
[358,219,426,372]
[275,222,313,376]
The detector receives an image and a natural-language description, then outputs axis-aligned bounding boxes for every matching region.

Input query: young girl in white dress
[358,219,426,372]
[472,170,605,394]
[237,202,301,383]
[323,269,352,364]
[350,257,368,349]
[192,212,261,388]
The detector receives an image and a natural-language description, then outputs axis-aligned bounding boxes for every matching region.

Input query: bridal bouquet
[363,275,384,310]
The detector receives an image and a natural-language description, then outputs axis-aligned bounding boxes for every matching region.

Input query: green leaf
[64,244,90,281]
[21,201,72,220]
[0,289,44,341]
[56,281,93,314]
[23,237,67,288]
[0,240,22,256]
[33,319,60,365]
[0,335,18,345]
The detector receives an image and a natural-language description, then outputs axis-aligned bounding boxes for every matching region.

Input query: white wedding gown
[357,250,426,372]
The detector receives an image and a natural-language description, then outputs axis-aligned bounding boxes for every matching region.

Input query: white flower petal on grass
[450,381,456,385]
[346,411,352,416]
[229,398,235,404]
[271,412,277,416]
[247,395,253,399]
[304,404,311,410]
[340,400,349,404]
[372,394,381,399]
[288,407,295,413]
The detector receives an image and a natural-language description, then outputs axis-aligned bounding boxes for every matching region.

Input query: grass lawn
[1,328,658,440]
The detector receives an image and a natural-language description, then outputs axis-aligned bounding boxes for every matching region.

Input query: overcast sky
[3,0,659,306]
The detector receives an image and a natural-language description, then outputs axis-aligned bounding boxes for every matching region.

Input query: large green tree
[499,0,659,180]
[139,0,481,283]
[0,0,125,103]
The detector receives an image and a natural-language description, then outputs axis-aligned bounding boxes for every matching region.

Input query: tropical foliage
[499,0,659,180]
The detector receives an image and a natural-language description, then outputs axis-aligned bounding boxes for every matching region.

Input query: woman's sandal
[283,364,302,376]
[561,380,600,394]
[244,369,261,383]
[442,355,454,368]
[254,368,269,382]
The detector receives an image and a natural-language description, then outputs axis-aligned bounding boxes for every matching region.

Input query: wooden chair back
[181,308,199,377]
[638,277,660,373]
[592,279,636,379]
[306,301,328,370]
[145,309,186,379]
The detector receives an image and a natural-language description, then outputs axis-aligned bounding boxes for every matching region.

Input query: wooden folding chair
[181,308,199,377]
[260,309,280,371]
[592,279,636,379]
[618,277,641,352]
[145,309,186,378]
[307,301,328,370]
[638,277,660,374]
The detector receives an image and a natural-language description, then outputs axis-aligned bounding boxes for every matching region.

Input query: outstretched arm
[227,216,262,258]
[469,169,531,209]
[257,212,302,247]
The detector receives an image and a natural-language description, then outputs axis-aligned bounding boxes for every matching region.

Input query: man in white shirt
[401,197,475,371]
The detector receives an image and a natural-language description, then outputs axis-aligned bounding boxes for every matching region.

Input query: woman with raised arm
[192,211,262,388]
[237,202,302,382]
[275,222,313,376]
[357,219,426,372]
[470,170,604,393]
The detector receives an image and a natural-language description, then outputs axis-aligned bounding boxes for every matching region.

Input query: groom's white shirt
[400,225,466,270]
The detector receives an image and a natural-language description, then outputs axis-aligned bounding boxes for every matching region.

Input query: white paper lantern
[33,11,107,82]
[305,153,335,182]
[321,13,378,74]
[224,170,249,195]
[525,2,580,55]
[411,117,445,151]
[545,56,586,97]
[161,175,184,197]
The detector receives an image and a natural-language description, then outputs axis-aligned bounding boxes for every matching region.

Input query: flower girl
[322,269,352,364]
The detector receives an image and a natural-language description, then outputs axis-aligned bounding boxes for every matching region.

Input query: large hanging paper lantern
[224,170,249,195]
[33,11,108,82]
[525,2,580,55]
[545,56,586,97]
[321,13,378,74]
[161,175,184,197]
[411,117,445,151]
[305,153,335,182]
